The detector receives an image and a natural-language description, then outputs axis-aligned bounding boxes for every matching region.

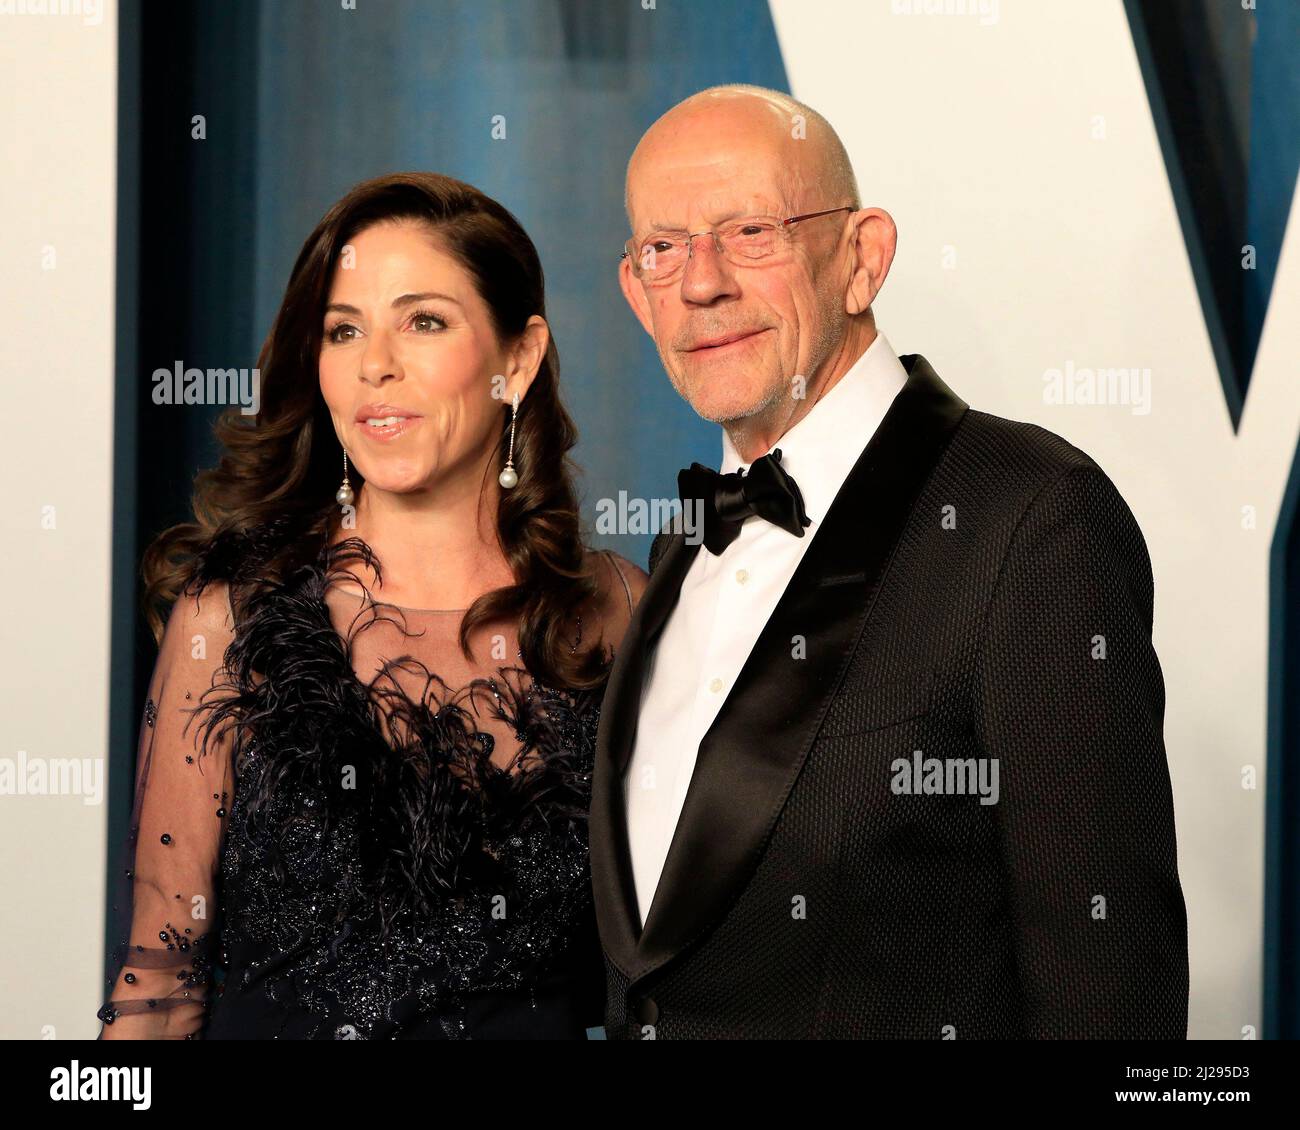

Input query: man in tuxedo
[590,84,1189,1039]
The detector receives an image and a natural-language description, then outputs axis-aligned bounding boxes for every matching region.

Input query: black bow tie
[678,448,811,556]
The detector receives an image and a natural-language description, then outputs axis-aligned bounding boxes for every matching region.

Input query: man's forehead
[625,103,832,228]
[627,160,814,224]
[628,180,821,232]
[631,132,795,183]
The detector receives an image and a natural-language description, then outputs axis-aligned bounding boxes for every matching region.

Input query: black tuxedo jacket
[590,354,1188,1039]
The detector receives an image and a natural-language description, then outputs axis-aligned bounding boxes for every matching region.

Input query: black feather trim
[193,529,600,940]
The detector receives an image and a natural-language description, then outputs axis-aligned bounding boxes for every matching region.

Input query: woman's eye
[409,310,447,333]
[326,323,358,344]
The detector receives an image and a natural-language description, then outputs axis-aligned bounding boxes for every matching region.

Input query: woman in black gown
[97,172,647,1039]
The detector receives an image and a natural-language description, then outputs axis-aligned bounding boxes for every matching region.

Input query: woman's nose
[360,329,402,385]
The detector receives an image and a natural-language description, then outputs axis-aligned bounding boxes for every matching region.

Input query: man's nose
[679,233,738,304]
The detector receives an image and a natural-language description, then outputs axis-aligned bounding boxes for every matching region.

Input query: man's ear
[844,208,897,316]
[619,255,656,336]
[505,315,549,403]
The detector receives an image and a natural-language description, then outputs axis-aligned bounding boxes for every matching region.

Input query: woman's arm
[98,582,237,1039]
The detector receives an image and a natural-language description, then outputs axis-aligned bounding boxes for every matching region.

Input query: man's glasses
[620,206,854,285]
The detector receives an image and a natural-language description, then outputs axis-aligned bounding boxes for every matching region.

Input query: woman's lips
[358,415,422,442]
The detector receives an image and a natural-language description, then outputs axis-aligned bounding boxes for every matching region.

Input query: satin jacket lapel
[591,525,701,973]
[629,355,968,983]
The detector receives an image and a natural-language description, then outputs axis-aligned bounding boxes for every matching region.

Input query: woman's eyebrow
[324,292,462,317]
[392,291,461,307]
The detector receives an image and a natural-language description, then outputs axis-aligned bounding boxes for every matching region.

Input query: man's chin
[676,374,779,425]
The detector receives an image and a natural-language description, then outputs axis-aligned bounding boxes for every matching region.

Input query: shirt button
[735,568,749,584]
[708,678,723,693]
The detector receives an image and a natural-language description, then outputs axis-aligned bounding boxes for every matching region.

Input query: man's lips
[683,328,770,353]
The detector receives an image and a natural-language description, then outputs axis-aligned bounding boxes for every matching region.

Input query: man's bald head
[624,84,860,224]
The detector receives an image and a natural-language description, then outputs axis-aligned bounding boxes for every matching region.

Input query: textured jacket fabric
[590,354,1188,1039]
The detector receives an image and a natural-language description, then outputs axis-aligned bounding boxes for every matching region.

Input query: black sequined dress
[97,532,627,1040]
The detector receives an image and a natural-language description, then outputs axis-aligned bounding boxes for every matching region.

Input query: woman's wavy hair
[142,171,608,691]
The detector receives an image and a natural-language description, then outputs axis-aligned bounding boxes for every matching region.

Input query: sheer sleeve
[98,581,238,1039]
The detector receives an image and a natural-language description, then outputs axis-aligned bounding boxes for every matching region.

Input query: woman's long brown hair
[141,172,608,691]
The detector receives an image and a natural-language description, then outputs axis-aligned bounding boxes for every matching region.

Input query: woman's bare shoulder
[586,548,650,614]
[579,549,648,657]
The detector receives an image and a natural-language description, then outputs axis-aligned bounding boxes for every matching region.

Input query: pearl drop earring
[499,392,520,489]
[336,448,354,506]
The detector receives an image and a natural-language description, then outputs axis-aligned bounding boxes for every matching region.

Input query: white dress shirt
[624,331,910,928]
